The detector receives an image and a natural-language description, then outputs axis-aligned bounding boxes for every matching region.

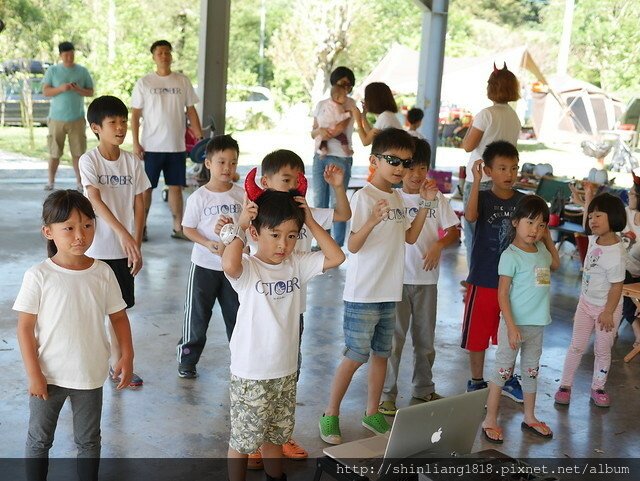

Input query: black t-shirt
[467,189,525,288]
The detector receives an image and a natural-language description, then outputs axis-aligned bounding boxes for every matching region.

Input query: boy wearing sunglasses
[319,128,439,444]
[379,138,461,416]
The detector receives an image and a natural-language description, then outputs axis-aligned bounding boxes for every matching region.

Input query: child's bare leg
[469,350,486,379]
[227,446,248,481]
[481,382,503,441]
[367,355,387,416]
[632,318,640,345]
[261,443,283,479]
[483,382,502,427]
[325,357,363,416]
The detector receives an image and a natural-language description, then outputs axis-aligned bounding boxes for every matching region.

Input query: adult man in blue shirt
[43,41,94,191]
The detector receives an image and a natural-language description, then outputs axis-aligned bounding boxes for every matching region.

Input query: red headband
[244,167,309,201]
[633,171,640,186]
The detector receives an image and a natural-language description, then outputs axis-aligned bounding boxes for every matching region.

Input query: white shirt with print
[343,183,411,303]
[182,184,245,271]
[581,235,626,306]
[226,252,325,380]
[131,72,199,152]
[12,259,127,390]
[80,147,151,260]
[399,190,460,285]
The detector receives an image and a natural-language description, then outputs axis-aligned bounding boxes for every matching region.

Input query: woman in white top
[351,82,402,147]
[461,64,521,271]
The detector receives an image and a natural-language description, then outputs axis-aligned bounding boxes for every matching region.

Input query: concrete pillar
[416,0,448,168]
[197,0,231,135]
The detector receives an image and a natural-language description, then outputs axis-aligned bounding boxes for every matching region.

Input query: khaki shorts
[47,118,87,159]
[228,372,297,454]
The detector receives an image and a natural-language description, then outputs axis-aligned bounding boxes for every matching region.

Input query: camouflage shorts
[229,372,297,454]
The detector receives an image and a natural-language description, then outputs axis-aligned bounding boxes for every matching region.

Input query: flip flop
[482,426,503,444]
[521,421,553,438]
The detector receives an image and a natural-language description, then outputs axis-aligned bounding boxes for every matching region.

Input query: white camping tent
[531,74,624,143]
[358,44,546,115]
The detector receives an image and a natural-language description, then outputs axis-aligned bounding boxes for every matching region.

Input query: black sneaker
[178,367,198,379]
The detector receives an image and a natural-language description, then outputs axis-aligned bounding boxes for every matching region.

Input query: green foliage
[0,0,638,117]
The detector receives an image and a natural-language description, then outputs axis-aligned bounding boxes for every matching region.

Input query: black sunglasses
[374,154,413,168]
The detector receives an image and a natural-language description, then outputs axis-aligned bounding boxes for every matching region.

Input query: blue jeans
[312,154,352,247]
[343,301,396,363]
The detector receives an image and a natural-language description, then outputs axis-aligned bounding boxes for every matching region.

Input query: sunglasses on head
[374,153,413,168]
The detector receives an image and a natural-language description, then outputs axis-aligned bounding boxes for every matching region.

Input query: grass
[0,125,130,164]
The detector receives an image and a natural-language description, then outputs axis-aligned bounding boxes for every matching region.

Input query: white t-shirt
[467,103,521,183]
[226,252,325,380]
[374,110,403,130]
[182,184,244,271]
[408,129,426,140]
[623,207,640,275]
[313,97,355,157]
[131,72,199,152]
[343,183,411,302]
[12,259,127,390]
[246,207,333,313]
[79,148,151,260]
[398,190,460,285]
[297,208,333,313]
[581,235,626,306]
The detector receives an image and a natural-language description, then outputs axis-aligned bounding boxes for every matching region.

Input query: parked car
[0,76,50,126]
[225,86,276,129]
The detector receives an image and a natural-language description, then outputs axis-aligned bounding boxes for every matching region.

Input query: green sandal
[362,412,391,435]
[378,401,398,416]
[319,414,342,445]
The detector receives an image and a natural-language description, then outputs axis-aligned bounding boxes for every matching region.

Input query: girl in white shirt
[555,193,627,408]
[14,190,134,481]
[351,81,402,146]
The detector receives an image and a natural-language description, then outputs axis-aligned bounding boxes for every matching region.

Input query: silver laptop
[323,389,488,479]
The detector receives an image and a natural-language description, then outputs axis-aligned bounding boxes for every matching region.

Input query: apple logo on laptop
[431,427,443,443]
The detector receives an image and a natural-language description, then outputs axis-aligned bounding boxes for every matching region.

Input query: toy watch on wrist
[419,198,438,209]
[220,224,246,246]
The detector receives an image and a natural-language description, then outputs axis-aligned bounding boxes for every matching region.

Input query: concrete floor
[1,170,639,479]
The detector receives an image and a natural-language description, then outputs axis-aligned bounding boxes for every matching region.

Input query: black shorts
[102,258,135,309]
[144,151,187,188]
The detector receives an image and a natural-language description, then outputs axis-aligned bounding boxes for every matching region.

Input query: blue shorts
[343,301,396,363]
[144,151,187,188]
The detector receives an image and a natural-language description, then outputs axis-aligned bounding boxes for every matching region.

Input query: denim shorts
[343,301,396,363]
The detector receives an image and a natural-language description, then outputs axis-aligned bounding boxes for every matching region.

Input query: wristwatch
[419,198,438,209]
[220,224,246,246]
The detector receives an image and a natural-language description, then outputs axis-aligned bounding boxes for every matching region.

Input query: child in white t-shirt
[320,128,438,445]
[240,149,351,462]
[14,190,134,481]
[315,84,353,157]
[222,184,345,481]
[176,135,244,379]
[80,95,150,387]
[555,193,627,408]
[406,107,426,140]
[379,138,460,416]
